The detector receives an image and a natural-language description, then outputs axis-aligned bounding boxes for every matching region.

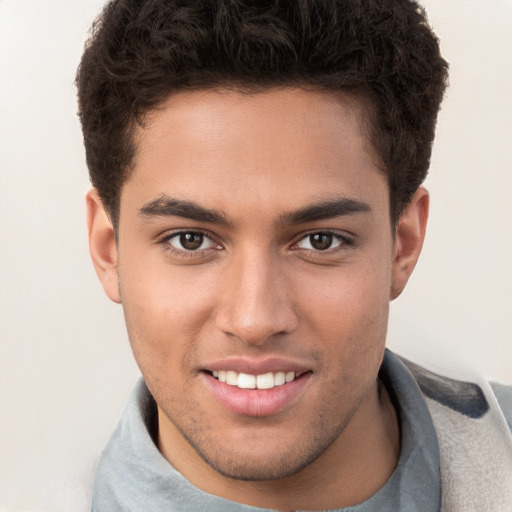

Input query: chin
[180,421,344,482]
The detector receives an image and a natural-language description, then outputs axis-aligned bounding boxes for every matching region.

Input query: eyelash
[158,229,355,258]
[293,231,355,253]
[158,230,221,258]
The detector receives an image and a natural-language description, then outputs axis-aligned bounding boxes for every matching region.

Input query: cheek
[298,261,391,335]
[293,256,391,384]
[118,258,217,372]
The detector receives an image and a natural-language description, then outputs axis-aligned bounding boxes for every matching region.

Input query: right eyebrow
[139,196,231,226]
[277,197,372,227]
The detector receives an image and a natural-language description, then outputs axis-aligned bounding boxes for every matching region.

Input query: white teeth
[274,371,286,386]
[226,370,238,386]
[256,372,275,390]
[237,373,256,389]
[212,370,299,389]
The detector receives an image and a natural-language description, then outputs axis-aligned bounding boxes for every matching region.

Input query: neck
[158,379,400,510]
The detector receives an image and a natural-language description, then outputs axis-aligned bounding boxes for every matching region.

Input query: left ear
[390,186,429,300]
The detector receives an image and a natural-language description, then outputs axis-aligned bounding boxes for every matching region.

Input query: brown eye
[180,233,204,250]
[296,232,350,252]
[166,232,216,252]
[309,233,333,250]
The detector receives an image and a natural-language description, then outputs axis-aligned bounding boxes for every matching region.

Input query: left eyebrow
[277,198,372,227]
[139,195,230,226]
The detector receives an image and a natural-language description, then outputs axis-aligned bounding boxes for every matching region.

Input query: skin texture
[87,88,428,510]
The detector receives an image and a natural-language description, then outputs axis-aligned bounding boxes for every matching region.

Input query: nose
[215,250,298,346]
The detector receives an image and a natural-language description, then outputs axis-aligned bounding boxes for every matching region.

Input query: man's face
[109,88,398,480]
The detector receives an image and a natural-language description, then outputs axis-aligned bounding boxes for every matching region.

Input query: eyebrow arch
[139,195,230,225]
[278,198,372,227]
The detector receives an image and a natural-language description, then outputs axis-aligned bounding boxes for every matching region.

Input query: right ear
[86,189,121,304]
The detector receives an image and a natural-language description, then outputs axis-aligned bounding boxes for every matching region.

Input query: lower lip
[203,372,311,417]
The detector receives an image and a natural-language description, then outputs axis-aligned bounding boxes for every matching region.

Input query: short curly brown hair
[76,0,448,227]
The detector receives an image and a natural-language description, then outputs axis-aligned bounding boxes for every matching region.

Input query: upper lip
[203,357,312,376]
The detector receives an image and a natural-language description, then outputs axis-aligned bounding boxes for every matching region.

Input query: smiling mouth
[208,370,307,390]
[204,367,313,416]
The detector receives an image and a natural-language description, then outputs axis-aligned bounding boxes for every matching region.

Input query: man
[76,0,512,510]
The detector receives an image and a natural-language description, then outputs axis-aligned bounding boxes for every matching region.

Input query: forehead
[124,87,387,221]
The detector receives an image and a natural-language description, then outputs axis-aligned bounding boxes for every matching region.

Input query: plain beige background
[0,0,511,510]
